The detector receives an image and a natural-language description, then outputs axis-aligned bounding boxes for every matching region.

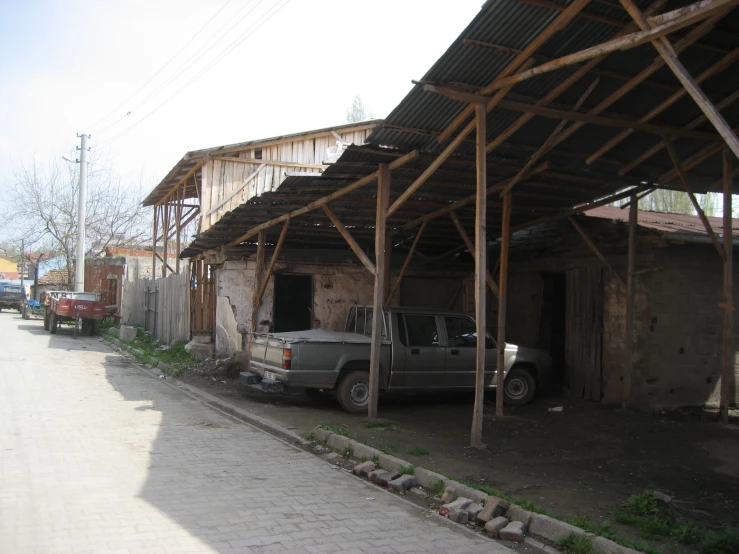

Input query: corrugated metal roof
[585,205,739,237]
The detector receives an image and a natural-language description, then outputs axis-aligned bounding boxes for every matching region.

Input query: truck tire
[43,310,50,331]
[337,370,370,413]
[89,320,96,336]
[50,312,57,334]
[504,367,536,405]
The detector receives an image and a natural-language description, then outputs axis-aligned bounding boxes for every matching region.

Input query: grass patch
[430,479,446,496]
[400,464,415,475]
[303,431,316,441]
[360,419,395,429]
[379,444,396,455]
[369,454,379,464]
[407,447,429,456]
[563,516,617,541]
[317,424,357,440]
[341,444,354,458]
[556,534,594,554]
[118,329,196,369]
[96,317,117,335]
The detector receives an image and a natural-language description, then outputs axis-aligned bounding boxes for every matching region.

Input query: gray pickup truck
[245,306,551,413]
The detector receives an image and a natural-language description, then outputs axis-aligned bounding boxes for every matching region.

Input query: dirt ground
[176,366,739,542]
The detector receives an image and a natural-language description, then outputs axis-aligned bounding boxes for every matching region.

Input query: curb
[310,425,641,554]
[102,333,308,448]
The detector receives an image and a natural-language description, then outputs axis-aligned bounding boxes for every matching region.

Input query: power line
[96,0,292,149]
[83,0,235,134]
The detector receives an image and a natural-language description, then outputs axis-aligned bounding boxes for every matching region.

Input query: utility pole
[75,134,90,292]
[20,238,25,292]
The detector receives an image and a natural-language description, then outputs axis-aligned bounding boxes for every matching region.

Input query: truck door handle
[410,348,420,355]
[450,349,460,355]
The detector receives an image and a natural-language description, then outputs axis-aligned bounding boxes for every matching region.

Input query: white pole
[75,134,89,292]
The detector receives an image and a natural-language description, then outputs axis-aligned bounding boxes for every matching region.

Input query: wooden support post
[162,202,170,278]
[250,230,266,333]
[383,240,392,305]
[175,182,182,274]
[618,0,739,160]
[623,195,638,408]
[495,193,512,417]
[387,223,427,303]
[721,150,733,424]
[255,220,290,309]
[471,103,488,447]
[450,212,500,297]
[368,164,390,419]
[322,205,376,274]
[664,140,726,259]
[569,217,627,286]
[152,205,158,279]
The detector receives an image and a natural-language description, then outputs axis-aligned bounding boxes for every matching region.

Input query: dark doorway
[539,273,566,391]
[273,274,313,332]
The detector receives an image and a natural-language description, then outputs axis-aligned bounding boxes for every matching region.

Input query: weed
[360,419,394,429]
[303,431,316,442]
[400,465,415,475]
[379,444,396,455]
[341,444,354,458]
[563,516,616,541]
[556,533,594,554]
[698,527,739,554]
[517,499,549,516]
[369,454,379,464]
[407,447,429,456]
[430,479,446,496]
[317,424,357,439]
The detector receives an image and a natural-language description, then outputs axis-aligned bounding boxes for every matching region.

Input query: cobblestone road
[0,313,513,553]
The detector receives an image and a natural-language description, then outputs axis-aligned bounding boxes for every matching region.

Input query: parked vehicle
[41,291,108,337]
[0,285,26,312]
[245,306,551,413]
[22,299,45,320]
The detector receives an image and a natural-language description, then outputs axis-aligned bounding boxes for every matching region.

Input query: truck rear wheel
[337,370,370,413]
[50,312,57,334]
[43,310,50,331]
[504,367,536,405]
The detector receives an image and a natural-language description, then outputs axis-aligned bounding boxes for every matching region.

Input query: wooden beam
[250,230,266,333]
[176,183,182,273]
[152,204,158,279]
[569,216,627,286]
[623,195,638,408]
[450,212,500,298]
[368,164,390,419]
[496,193,513,417]
[322,205,376,275]
[721,149,733,424]
[472,102,489,447]
[386,223,426,303]
[211,156,327,170]
[225,150,419,247]
[157,156,208,206]
[664,140,726,259]
[438,0,593,143]
[162,201,170,277]
[618,0,739,160]
[154,252,175,274]
[587,47,739,165]
[255,219,290,307]
[482,0,738,93]
[206,164,267,216]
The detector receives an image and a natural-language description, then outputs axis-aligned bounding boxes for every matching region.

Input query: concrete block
[442,497,473,511]
[506,504,535,527]
[529,514,587,542]
[353,461,376,478]
[368,469,400,487]
[447,508,468,524]
[591,536,642,554]
[388,474,417,493]
[108,327,120,336]
[485,516,509,538]
[450,482,487,505]
[120,325,137,341]
[466,503,483,520]
[352,442,382,461]
[477,496,510,523]
[499,521,526,542]
[326,433,351,451]
[378,453,407,474]
[441,486,457,504]
[184,340,214,361]
[412,467,447,491]
[312,427,332,443]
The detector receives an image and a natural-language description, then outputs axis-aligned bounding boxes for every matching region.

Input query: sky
[0,0,485,243]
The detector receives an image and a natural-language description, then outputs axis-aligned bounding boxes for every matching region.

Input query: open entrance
[539,273,566,391]
[273,274,312,332]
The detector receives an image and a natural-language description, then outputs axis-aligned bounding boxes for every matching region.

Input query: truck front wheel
[43,310,50,331]
[504,367,536,405]
[50,312,58,334]
[337,370,370,413]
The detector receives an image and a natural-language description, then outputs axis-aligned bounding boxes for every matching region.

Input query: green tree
[346,95,373,123]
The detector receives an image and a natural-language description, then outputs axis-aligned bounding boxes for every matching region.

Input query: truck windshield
[346,307,387,338]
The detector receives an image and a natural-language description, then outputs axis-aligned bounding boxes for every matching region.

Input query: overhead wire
[83,0,235,135]
[96,0,292,149]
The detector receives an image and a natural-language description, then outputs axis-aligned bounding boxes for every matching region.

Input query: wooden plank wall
[121,278,148,328]
[200,128,374,232]
[190,260,215,335]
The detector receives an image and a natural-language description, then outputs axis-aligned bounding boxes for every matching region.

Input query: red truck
[42,291,108,337]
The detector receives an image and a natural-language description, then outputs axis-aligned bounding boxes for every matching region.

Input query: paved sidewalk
[0,314,513,553]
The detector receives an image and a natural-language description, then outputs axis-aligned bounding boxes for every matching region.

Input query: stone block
[312,427,332,443]
[440,486,457,504]
[447,508,468,524]
[368,469,400,487]
[499,521,525,542]
[505,504,534,527]
[352,442,381,461]
[591,536,642,554]
[477,496,510,523]
[451,482,488,505]
[326,433,351,451]
[378,453,407,474]
[184,340,214,361]
[353,461,376,478]
[120,325,137,341]
[412,467,446,490]
[442,497,473,511]
[484,516,509,538]
[528,514,585,542]
[466,503,483,520]
[191,334,212,344]
[108,327,120,336]
[388,474,417,493]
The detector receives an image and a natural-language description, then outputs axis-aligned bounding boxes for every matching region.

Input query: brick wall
[85,258,125,309]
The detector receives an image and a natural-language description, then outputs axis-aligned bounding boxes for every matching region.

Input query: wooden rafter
[250,230,266,333]
[322,205,376,275]
[255,219,290,308]
[721,149,733,424]
[617,0,739,160]
[212,156,327,170]
[386,223,427,303]
[206,164,267,216]
[569,216,627,286]
[450,212,500,298]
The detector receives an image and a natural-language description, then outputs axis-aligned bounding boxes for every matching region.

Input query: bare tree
[638,189,718,216]
[1,151,151,287]
[346,95,373,123]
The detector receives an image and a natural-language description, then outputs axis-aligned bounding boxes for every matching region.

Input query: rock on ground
[353,461,376,478]
[478,496,511,523]
[485,516,509,538]
[499,521,526,542]
[388,474,418,493]
[184,340,214,361]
